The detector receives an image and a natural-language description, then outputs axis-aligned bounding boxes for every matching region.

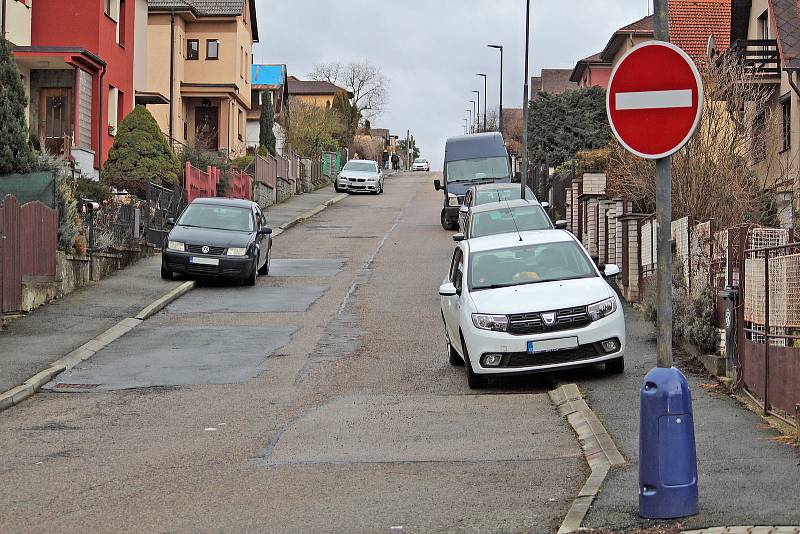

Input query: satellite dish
[707,34,717,60]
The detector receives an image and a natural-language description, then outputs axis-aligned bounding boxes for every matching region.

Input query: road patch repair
[268,258,345,277]
[166,285,327,314]
[259,393,584,466]
[550,383,626,534]
[44,324,298,390]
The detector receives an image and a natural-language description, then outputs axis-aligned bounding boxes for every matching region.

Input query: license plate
[190,257,219,266]
[528,337,578,353]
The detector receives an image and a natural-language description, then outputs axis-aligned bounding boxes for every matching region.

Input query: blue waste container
[639,366,699,519]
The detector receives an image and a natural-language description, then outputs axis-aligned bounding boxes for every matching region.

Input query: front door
[39,88,73,156]
[195,106,219,151]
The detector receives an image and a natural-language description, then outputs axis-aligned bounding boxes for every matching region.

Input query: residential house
[11,0,137,178]
[570,52,613,89]
[730,0,798,226]
[353,127,389,163]
[246,63,288,153]
[530,69,577,99]
[287,76,351,108]
[145,0,258,158]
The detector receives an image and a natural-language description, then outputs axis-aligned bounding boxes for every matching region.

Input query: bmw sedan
[161,198,272,286]
[335,160,384,194]
[439,230,625,388]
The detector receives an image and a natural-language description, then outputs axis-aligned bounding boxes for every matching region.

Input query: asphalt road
[0,172,586,533]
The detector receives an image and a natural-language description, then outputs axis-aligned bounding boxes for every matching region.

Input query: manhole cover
[53,383,99,389]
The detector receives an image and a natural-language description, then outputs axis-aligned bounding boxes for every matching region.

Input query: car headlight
[472,314,509,332]
[226,247,248,256]
[167,240,185,252]
[587,297,617,321]
[448,193,460,207]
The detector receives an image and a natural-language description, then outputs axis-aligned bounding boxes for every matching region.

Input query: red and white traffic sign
[607,41,703,159]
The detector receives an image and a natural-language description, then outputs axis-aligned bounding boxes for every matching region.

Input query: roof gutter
[785,68,800,98]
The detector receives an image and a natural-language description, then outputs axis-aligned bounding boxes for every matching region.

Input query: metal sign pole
[654,0,672,369]
[521,0,531,201]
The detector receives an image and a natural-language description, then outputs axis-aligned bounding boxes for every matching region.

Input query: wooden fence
[0,195,58,313]
[228,167,253,201]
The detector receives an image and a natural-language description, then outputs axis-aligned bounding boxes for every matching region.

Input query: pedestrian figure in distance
[391,153,400,171]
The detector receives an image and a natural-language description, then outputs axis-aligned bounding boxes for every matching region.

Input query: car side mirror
[554,220,568,229]
[452,233,465,242]
[433,179,442,191]
[439,282,458,296]
[459,205,469,214]
[259,227,273,235]
[603,264,620,278]
[167,217,175,226]
[541,201,551,210]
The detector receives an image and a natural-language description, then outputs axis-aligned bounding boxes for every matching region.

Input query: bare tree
[606,53,793,229]
[310,60,389,120]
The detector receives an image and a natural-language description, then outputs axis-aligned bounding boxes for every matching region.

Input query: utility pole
[521,0,531,200]
[472,90,480,132]
[477,73,488,131]
[654,0,672,369]
[488,44,504,133]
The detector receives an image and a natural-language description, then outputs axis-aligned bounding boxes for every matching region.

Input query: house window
[781,94,791,152]
[108,86,119,135]
[758,11,769,40]
[118,0,126,46]
[187,39,199,60]
[105,0,119,21]
[238,109,244,141]
[752,107,767,162]
[117,89,124,129]
[207,39,219,60]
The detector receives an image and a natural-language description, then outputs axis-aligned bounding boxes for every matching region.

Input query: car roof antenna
[504,200,523,242]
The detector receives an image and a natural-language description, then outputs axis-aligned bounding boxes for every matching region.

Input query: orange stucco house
[144,0,258,158]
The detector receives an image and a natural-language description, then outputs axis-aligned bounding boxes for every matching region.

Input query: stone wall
[277,176,294,203]
[253,182,274,209]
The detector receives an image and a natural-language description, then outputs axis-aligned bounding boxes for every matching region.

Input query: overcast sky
[253,0,650,169]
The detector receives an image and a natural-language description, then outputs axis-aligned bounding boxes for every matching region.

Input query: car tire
[334,183,342,193]
[448,341,464,366]
[257,246,271,276]
[379,181,384,194]
[461,333,487,389]
[243,261,257,286]
[606,356,624,374]
[440,209,455,231]
[160,263,172,280]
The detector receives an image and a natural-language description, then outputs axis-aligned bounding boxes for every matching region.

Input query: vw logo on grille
[541,312,557,326]
[201,246,210,254]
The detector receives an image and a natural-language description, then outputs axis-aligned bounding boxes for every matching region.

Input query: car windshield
[414,159,427,163]
[469,241,596,291]
[344,161,377,172]
[470,205,552,238]
[177,204,254,232]
[446,156,509,183]
[474,187,535,205]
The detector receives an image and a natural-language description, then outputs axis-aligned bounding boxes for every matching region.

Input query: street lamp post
[469,100,476,132]
[472,90,480,132]
[466,109,473,133]
[488,44,504,133]
[463,118,469,135]
[521,0,531,200]
[477,73,487,131]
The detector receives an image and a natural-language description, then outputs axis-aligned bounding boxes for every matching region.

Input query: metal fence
[144,183,185,247]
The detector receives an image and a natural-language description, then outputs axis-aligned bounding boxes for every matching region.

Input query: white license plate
[190,257,219,266]
[528,337,578,353]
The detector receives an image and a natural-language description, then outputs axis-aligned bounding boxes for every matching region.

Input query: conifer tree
[0,38,33,174]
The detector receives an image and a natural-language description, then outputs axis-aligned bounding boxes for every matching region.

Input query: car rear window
[178,204,254,232]
[470,205,552,238]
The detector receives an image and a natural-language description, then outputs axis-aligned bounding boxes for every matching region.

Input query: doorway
[39,88,73,156]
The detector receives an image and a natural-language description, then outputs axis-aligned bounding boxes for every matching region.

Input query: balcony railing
[724,39,781,82]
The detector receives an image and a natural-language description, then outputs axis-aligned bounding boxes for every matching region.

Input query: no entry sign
[607,41,703,159]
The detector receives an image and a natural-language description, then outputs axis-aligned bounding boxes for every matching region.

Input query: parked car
[439,229,625,389]
[161,198,272,286]
[454,199,562,241]
[412,158,431,172]
[434,132,512,231]
[335,160,385,194]
[458,183,543,232]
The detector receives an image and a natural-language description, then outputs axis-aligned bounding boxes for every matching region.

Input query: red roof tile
[668,0,731,63]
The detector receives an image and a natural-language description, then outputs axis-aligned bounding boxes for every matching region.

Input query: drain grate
[53,383,100,389]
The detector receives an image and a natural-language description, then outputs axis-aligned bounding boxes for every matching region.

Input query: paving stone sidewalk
[684,528,800,534]
[0,186,343,396]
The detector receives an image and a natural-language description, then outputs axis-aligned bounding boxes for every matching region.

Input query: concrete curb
[272,192,349,238]
[0,192,350,413]
[551,383,626,534]
[135,281,195,320]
